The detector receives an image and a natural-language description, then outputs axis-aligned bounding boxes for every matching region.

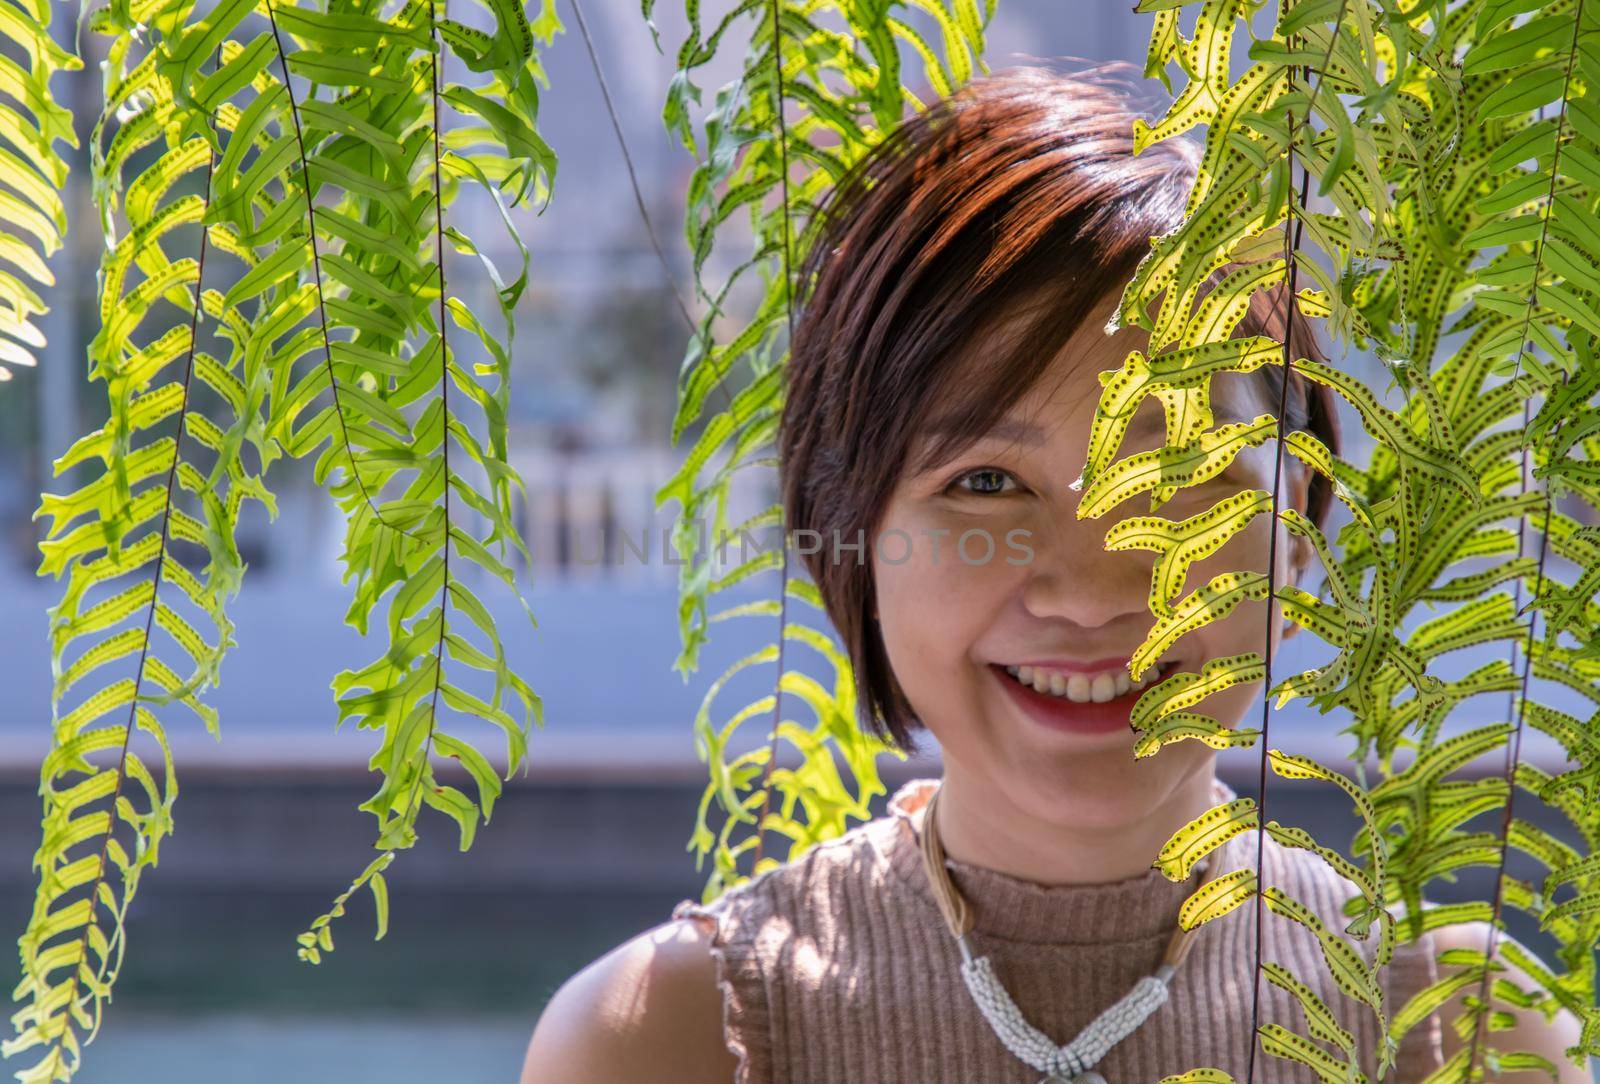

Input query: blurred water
[76,1014,531,1084]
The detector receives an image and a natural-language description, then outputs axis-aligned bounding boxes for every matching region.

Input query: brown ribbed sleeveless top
[672,776,1445,1082]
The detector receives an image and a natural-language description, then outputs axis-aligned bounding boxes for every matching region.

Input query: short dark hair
[778,63,1341,752]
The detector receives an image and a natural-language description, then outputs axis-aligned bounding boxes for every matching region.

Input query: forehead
[911,293,1268,456]
[916,379,1264,456]
[1024,360,1265,442]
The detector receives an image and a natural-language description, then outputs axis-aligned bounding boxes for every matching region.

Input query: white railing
[508,443,779,584]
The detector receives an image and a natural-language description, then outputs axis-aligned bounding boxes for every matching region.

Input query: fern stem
[1245,5,1347,1079]
[1246,148,1314,1084]
[1464,8,1583,1073]
[748,0,797,879]
[1467,402,1558,1075]
[265,0,414,538]
[393,1,455,838]
[563,0,732,415]
[565,0,715,379]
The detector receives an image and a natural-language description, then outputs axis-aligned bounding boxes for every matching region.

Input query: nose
[1016,498,1156,631]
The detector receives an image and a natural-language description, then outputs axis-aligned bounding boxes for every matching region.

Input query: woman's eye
[949,467,1018,496]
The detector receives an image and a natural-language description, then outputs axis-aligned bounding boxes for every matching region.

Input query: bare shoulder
[519,914,739,1084]
[1428,920,1589,1083]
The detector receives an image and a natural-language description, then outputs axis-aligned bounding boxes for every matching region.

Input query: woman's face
[871,291,1311,835]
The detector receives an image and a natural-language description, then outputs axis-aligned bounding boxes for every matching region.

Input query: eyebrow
[918,398,1260,448]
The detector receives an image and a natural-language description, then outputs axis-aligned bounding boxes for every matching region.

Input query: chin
[1006,747,1181,832]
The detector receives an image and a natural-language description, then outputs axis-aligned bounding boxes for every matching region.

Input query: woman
[521,65,1587,1082]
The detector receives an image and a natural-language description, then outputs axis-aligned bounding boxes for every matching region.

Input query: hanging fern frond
[3,7,273,1079]
[0,0,79,381]
[1107,0,1600,1077]
[273,0,560,956]
[1073,0,1465,1078]
[155,0,560,958]
[8,0,558,1076]
[648,0,996,896]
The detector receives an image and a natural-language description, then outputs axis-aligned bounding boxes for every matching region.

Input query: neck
[930,763,1217,885]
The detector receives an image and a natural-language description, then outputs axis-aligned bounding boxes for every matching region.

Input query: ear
[1288,531,1314,584]
[1281,539,1309,643]
[1286,459,1315,584]
[1281,465,1314,643]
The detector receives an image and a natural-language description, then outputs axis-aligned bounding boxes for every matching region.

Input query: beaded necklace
[916,783,1222,1084]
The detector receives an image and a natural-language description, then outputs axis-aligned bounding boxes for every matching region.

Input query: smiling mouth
[997,659,1179,703]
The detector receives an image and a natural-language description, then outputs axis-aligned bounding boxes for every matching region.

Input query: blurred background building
[0,3,1582,1082]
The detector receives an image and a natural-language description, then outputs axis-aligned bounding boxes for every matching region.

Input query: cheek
[872,531,998,655]
[870,509,1022,707]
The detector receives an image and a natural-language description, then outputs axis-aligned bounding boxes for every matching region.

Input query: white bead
[960,951,1171,1079]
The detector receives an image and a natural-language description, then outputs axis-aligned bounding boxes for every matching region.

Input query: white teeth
[1002,661,1174,703]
